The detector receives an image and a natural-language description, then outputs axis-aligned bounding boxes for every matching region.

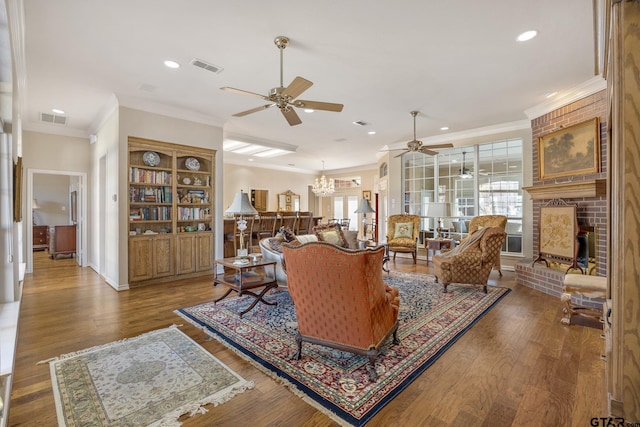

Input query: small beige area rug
[41,325,254,427]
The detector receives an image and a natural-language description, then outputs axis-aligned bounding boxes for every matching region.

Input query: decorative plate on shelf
[185,157,200,171]
[143,151,161,167]
[182,177,192,185]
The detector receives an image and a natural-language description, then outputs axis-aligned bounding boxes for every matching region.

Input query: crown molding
[524,75,607,120]
[116,93,226,129]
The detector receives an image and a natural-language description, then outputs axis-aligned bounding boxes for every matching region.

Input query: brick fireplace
[516,91,607,308]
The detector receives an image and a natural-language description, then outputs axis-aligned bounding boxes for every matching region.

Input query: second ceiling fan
[392,111,453,157]
[220,36,344,126]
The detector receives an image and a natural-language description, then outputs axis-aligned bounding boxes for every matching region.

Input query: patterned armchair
[386,214,420,263]
[281,242,400,381]
[432,227,507,293]
[461,215,507,274]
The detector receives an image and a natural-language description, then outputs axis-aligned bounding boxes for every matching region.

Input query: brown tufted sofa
[432,226,507,293]
[281,241,400,381]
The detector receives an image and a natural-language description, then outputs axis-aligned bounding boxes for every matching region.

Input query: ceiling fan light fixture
[220,36,343,126]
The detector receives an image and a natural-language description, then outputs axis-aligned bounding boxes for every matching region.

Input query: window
[402,139,523,254]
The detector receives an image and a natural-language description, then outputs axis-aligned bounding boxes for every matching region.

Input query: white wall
[33,174,72,226]
[22,131,91,269]
[222,163,318,212]
[90,106,120,287]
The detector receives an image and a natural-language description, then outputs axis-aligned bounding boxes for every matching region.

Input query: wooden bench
[561,274,607,325]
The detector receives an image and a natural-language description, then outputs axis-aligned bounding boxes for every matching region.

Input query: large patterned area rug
[175,272,511,426]
[42,325,254,426]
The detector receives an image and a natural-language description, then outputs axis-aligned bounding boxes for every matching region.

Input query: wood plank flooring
[8,251,607,426]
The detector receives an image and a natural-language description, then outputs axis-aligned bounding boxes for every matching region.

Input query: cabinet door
[176,234,196,274]
[195,232,213,272]
[129,237,154,282]
[153,235,175,277]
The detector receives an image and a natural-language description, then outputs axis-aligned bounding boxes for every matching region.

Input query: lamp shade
[224,191,258,215]
[354,198,375,214]
[32,199,40,209]
[426,202,451,218]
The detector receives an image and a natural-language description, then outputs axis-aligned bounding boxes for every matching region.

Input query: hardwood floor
[8,251,606,426]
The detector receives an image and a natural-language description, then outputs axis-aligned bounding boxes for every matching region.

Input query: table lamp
[426,202,451,239]
[225,190,258,256]
[354,198,375,240]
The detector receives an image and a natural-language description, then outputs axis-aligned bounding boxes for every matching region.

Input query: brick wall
[516,90,607,304]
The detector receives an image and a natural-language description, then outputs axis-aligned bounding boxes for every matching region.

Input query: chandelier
[312,161,335,197]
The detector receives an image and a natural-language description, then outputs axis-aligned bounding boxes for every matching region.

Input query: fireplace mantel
[523,179,606,200]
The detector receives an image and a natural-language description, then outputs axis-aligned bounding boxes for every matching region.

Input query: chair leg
[292,333,303,360]
[412,250,416,264]
[367,357,378,381]
[498,269,503,277]
[442,282,449,293]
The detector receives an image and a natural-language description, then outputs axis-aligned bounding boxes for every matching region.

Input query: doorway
[26,169,87,274]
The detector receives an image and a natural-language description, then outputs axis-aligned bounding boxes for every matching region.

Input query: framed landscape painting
[538,117,600,180]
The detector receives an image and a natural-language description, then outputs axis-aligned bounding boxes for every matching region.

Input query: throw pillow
[296,234,319,244]
[266,237,285,253]
[278,226,297,242]
[312,223,348,248]
[394,222,413,239]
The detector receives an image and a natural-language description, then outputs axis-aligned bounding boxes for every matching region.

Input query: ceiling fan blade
[282,76,313,99]
[220,86,270,101]
[424,143,454,149]
[232,104,275,117]
[394,150,410,158]
[294,100,344,112]
[282,107,302,126]
[418,147,438,155]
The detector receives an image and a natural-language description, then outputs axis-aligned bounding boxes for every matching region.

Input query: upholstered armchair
[386,214,420,263]
[461,215,507,275]
[281,242,400,381]
[432,226,507,293]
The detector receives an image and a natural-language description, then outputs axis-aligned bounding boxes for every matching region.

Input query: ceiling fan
[220,36,344,126]
[390,111,453,157]
[459,151,473,179]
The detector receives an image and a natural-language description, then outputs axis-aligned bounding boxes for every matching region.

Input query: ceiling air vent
[191,58,224,74]
[40,112,68,125]
[352,120,368,127]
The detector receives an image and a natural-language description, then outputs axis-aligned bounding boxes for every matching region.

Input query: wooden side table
[213,257,278,317]
[425,238,453,265]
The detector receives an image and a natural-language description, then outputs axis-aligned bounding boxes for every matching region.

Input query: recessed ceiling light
[440,126,449,131]
[368,131,376,135]
[51,108,65,114]
[517,30,538,42]
[248,158,254,162]
[304,109,314,113]
[164,60,180,69]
